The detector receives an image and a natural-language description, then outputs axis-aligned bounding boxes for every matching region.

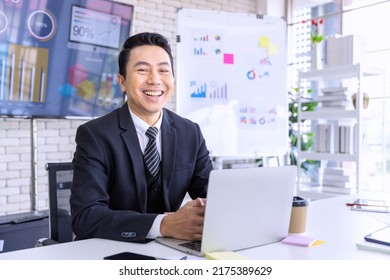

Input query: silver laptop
[155,166,297,257]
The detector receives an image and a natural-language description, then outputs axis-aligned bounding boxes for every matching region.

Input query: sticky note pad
[281,235,320,247]
[223,53,234,64]
[259,36,270,48]
[268,44,278,55]
[205,251,247,260]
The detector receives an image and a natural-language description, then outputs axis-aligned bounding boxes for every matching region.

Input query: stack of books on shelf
[317,87,350,110]
[321,167,356,194]
[314,121,356,154]
[325,34,366,67]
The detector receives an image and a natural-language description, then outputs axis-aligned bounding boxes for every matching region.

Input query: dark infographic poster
[0,0,133,118]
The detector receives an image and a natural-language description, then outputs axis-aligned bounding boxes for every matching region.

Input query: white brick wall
[0,0,257,215]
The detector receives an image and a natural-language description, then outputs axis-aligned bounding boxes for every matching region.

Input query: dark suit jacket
[70,104,214,242]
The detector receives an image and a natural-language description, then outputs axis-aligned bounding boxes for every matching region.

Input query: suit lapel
[118,104,148,213]
[161,110,176,212]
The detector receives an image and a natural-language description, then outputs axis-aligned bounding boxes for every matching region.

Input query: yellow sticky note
[268,44,278,55]
[205,251,247,260]
[259,36,270,48]
[311,239,326,246]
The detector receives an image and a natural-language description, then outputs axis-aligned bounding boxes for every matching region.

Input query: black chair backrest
[45,162,74,243]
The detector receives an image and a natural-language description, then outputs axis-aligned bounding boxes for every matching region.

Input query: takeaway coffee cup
[288,196,309,234]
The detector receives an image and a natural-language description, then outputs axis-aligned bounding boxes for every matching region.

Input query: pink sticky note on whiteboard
[224,53,234,64]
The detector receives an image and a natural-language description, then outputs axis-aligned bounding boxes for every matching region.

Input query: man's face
[118,45,174,125]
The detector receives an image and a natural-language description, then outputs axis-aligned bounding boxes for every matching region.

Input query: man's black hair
[118,32,174,77]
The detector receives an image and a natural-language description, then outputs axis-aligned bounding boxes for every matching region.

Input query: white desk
[0,195,389,260]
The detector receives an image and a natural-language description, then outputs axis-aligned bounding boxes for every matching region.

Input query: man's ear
[117,74,126,92]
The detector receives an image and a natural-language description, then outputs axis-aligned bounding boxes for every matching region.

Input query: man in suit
[70,32,214,243]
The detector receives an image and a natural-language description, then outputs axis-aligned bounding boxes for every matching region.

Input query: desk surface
[1,195,390,260]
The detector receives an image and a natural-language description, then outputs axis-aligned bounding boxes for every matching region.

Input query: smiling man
[70,32,214,243]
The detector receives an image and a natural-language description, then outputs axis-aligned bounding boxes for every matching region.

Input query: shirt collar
[129,108,163,134]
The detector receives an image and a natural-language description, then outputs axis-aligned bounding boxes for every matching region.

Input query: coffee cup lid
[292,196,309,207]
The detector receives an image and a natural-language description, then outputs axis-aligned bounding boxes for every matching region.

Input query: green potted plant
[289,88,320,176]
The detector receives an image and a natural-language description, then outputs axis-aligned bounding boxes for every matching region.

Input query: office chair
[36,162,74,246]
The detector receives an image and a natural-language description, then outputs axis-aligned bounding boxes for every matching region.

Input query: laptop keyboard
[179,240,202,251]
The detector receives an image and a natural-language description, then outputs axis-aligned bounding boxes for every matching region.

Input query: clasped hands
[160,197,206,241]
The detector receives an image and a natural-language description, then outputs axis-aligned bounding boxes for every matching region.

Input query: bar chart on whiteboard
[190,82,228,100]
[1,45,48,103]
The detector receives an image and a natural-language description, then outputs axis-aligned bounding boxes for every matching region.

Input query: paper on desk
[174,252,247,260]
[205,251,247,260]
[363,212,390,225]
[356,240,390,254]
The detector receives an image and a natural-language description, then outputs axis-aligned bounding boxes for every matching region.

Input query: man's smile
[143,90,163,96]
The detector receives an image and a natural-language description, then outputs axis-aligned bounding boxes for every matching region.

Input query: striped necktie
[144,127,160,177]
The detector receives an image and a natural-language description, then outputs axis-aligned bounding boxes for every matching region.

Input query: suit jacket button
[121,232,137,238]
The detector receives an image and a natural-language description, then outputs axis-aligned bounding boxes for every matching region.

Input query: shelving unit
[296,64,383,197]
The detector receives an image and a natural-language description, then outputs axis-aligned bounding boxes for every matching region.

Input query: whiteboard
[176,9,288,157]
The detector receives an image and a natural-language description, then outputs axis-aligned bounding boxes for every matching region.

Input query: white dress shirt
[129,109,164,239]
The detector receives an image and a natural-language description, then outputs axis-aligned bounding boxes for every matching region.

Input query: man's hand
[160,198,206,241]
